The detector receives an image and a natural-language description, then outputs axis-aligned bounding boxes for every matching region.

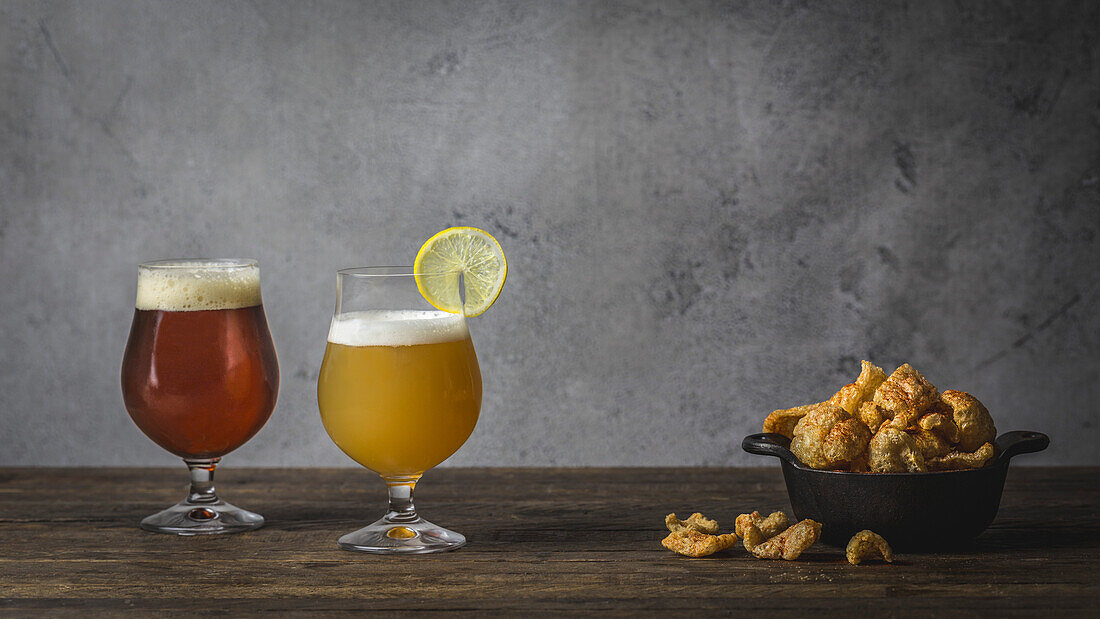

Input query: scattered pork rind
[756,511,790,538]
[661,530,739,557]
[869,426,926,472]
[927,442,995,471]
[846,530,894,565]
[940,390,997,452]
[735,511,789,551]
[873,364,939,430]
[763,403,818,439]
[751,519,822,560]
[737,520,766,551]
[828,361,887,415]
[665,512,719,535]
[791,405,871,470]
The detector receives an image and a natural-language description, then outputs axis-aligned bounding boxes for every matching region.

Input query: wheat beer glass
[318,267,481,553]
[121,260,279,534]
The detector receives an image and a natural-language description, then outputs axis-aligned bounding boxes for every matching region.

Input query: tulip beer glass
[121,260,279,534]
[318,267,481,553]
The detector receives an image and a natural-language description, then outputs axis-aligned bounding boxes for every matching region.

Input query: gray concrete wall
[1,0,1096,467]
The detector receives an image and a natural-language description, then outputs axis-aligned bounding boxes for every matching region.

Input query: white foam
[327,310,468,347]
[136,262,262,311]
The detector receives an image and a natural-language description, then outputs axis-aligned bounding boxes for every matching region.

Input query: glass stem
[185,458,221,505]
[383,474,422,524]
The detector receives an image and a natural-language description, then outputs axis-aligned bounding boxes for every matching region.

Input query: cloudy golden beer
[318,310,482,478]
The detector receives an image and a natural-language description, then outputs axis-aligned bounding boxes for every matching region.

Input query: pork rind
[665,512,719,535]
[857,401,889,434]
[940,390,997,452]
[751,519,822,560]
[757,511,790,538]
[735,511,789,551]
[848,451,870,472]
[763,403,818,439]
[763,361,999,473]
[791,404,871,470]
[826,384,862,416]
[790,405,847,469]
[911,428,953,459]
[827,361,887,415]
[927,442,995,471]
[661,530,739,557]
[918,408,960,444]
[868,426,926,472]
[857,360,888,394]
[873,364,939,430]
[846,530,893,565]
[737,519,766,551]
[823,418,873,465]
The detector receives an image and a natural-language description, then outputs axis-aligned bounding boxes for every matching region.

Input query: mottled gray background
[1,0,1097,467]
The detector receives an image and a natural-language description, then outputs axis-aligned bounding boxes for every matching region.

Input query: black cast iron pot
[742,430,1049,549]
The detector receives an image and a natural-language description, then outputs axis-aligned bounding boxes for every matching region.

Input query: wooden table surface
[1,467,1098,615]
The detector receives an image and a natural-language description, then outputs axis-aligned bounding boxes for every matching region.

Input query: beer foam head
[136,260,262,311]
[328,310,468,347]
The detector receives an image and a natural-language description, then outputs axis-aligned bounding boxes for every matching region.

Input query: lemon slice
[414,227,507,316]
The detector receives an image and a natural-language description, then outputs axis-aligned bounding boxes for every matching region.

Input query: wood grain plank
[0,467,1097,613]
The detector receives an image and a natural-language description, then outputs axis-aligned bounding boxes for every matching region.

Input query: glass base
[337,517,466,554]
[140,499,264,535]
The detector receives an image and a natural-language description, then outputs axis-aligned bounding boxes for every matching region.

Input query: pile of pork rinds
[764,361,998,472]
[661,511,892,565]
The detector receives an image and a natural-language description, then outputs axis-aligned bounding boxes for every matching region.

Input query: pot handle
[742,433,799,465]
[994,431,1050,464]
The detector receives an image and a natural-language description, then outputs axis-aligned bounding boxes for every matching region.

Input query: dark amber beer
[122,305,278,458]
[121,259,278,534]
[122,261,278,458]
